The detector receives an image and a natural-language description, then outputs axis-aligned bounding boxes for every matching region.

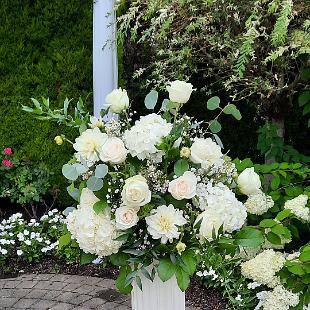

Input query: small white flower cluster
[196,266,219,281]
[241,249,285,288]
[123,113,173,162]
[0,210,64,260]
[244,190,274,215]
[255,285,299,310]
[284,194,309,222]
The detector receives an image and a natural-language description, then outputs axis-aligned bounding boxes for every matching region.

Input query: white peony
[244,191,274,215]
[121,175,151,207]
[146,204,187,244]
[105,88,129,114]
[115,205,139,230]
[123,114,172,162]
[166,80,194,104]
[190,138,222,168]
[255,285,299,310]
[237,167,261,196]
[241,249,285,288]
[284,194,309,222]
[194,183,247,240]
[100,137,127,164]
[66,205,122,257]
[73,128,108,167]
[168,171,197,200]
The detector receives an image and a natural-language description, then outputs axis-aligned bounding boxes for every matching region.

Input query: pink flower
[2,159,13,168]
[3,148,12,155]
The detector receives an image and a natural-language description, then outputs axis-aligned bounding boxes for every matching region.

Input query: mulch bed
[0,257,228,310]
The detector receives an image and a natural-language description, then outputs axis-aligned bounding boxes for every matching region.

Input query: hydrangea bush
[23,81,310,309]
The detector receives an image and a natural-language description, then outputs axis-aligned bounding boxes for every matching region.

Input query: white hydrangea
[194,183,247,240]
[255,286,299,310]
[73,128,108,167]
[244,191,274,215]
[123,114,172,162]
[241,249,285,288]
[284,194,309,222]
[66,188,122,257]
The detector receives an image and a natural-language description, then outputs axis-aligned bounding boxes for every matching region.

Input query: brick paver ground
[0,274,197,309]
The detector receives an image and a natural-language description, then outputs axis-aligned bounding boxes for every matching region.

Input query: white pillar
[93,0,118,117]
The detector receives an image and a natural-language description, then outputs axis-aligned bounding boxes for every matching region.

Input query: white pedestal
[131,275,185,310]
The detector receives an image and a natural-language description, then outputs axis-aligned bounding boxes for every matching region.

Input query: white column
[93,0,118,117]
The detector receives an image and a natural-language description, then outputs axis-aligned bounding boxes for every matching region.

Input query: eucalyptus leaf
[95,164,109,178]
[207,96,220,110]
[209,120,222,133]
[62,164,79,181]
[87,176,103,191]
[145,90,159,109]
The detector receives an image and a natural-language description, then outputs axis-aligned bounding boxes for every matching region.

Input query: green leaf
[157,258,175,282]
[141,267,153,281]
[80,252,97,265]
[300,252,310,262]
[271,175,281,190]
[299,91,310,107]
[180,250,197,276]
[93,200,108,214]
[207,96,220,110]
[276,209,291,221]
[271,224,291,239]
[174,159,189,177]
[145,90,159,110]
[87,176,103,191]
[259,219,277,228]
[62,164,79,181]
[234,227,264,248]
[116,266,133,294]
[287,263,305,276]
[175,266,190,292]
[223,104,242,120]
[136,276,143,290]
[110,252,130,266]
[209,120,222,133]
[266,232,282,245]
[58,233,71,250]
[95,164,109,178]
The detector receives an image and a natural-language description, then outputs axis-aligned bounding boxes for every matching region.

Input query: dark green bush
[0,0,93,205]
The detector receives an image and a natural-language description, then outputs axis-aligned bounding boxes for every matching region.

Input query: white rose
[168,171,197,200]
[105,88,129,114]
[166,80,194,104]
[100,137,127,164]
[237,167,261,196]
[115,205,139,230]
[122,175,151,207]
[190,138,222,168]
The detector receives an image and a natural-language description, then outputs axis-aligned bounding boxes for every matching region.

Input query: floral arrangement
[23,81,310,309]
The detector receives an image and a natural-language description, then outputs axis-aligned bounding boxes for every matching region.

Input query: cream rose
[168,171,197,200]
[166,80,194,104]
[100,137,127,164]
[121,175,151,207]
[237,167,261,196]
[115,205,139,230]
[190,138,222,168]
[105,88,129,114]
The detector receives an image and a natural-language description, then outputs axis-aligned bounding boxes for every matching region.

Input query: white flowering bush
[0,210,64,267]
[24,81,310,310]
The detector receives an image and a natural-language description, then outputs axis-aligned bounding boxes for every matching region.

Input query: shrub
[0,0,93,204]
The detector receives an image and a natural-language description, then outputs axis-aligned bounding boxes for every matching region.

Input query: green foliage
[0,0,93,205]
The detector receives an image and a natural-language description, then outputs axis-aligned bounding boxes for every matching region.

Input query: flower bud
[180,147,191,158]
[176,241,186,254]
[54,136,63,145]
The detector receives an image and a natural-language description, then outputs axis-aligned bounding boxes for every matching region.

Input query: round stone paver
[0,274,198,309]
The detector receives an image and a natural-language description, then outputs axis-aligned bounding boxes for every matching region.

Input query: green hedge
[0,0,93,205]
